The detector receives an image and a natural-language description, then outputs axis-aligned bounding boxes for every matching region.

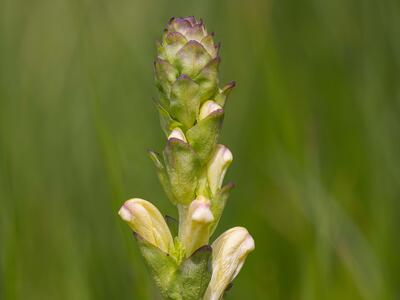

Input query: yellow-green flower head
[204,227,255,300]
[118,198,174,253]
[155,16,221,129]
[158,16,219,75]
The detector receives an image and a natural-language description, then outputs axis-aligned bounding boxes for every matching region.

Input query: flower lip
[191,196,214,223]
[118,204,133,222]
[199,100,223,120]
[207,144,233,195]
[168,127,187,142]
[192,207,214,223]
[242,232,255,251]
[221,146,233,162]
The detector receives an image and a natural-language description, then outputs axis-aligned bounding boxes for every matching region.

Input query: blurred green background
[1,0,399,299]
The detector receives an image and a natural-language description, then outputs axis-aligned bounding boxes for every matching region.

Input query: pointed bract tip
[223,181,236,191]
[228,81,236,87]
[222,81,236,95]
[147,148,158,155]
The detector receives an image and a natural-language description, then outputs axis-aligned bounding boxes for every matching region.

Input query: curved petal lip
[118,205,132,222]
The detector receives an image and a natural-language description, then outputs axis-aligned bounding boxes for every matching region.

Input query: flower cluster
[119,16,254,300]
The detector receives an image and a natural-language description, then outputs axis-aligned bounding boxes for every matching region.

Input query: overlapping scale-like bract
[154,16,231,130]
[154,17,235,209]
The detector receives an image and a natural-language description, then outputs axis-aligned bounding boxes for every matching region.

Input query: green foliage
[136,234,212,300]
[172,246,212,300]
[169,76,201,129]
[209,183,235,236]
[186,109,224,164]
[135,233,178,296]
[163,138,200,205]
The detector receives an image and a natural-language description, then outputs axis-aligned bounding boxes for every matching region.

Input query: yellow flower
[180,196,214,256]
[168,127,187,142]
[207,144,233,195]
[199,100,223,120]
[118,198,174,253]
[204,227,255,300]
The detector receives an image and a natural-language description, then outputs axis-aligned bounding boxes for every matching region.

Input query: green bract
[119,16,254,300]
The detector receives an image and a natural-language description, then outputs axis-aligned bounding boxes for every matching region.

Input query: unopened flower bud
[180,196,214,256]
[119,198,174,253]
[204,227,255,300]
[207,144,233,195]
[168,127,187,142]
[199,100,222,121]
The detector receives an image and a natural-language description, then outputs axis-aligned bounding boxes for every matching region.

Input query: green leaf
[170,75,200,129]
[194,57,220,103]
[209,182,235,236]
[148,150,177,204]
[200,34,218,58]
[163,138,200,205]
[157,93,170,111]
[186,109,224,165]
[173,245,213,300]
[155,58,178,96]
[176,40,212,78]
[166,19,192,38]
[156,103,182,137]
[134,233,178,298]
[160,31,188,64]
[184,24,207,42]
[134,234,212,300]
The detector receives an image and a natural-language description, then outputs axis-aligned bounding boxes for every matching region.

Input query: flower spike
[118,16,254,300]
